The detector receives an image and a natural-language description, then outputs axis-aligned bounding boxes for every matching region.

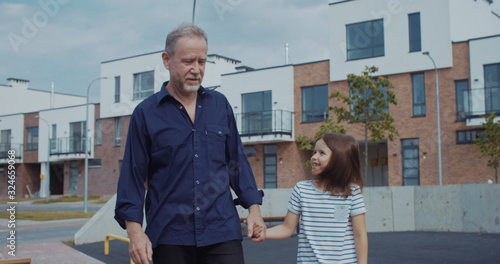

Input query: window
[69,121,86,153]
[346,19,384,60]
[244,145,256,157]
[302,85,329,123]
[263,145,277,189]
[408,13,421,52]
[412,73,426,117]
[349,78,389,119]
[114,76,121,103]
[133,71,154,100]
[401,138,419,186]
[241,91,272,134]
[51,124,57,151]
[455,80,469,121]
[1,129,11,158]
[95,119,102,145]
[88,159,102,168]
[484,63,500,114]
[457,129,484,144]
[26,127,38,151]
[115,117,121,146]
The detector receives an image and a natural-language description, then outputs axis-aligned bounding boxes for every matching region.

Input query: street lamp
[423,51,443,186]
[84,77,108,213]
[192,0,197,24]
[36,115,50,202]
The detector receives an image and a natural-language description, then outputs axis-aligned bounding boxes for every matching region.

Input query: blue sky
[0,0,330,101]
[1,0,499,102]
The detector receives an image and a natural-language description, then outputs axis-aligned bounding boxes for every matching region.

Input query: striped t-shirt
[287,180,366,264]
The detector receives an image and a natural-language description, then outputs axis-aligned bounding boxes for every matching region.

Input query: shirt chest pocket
[334,204,350,222]
[205,124,230,163]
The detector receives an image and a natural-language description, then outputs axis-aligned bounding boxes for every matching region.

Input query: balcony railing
[235,110,293,137]
[0,143,23,160]
[50,137,90,155]
[464,86,500,118]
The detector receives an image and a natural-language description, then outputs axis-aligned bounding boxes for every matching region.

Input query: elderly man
[115,23,266,264]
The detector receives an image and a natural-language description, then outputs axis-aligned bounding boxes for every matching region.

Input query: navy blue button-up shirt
[115,82,262,248]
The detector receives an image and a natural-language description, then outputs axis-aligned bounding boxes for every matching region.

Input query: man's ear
[162,51,171,70]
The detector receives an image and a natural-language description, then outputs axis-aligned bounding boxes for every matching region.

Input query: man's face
[163,35,207,93]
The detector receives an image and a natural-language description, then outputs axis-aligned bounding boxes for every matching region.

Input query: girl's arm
[266,210,300,240]
[352,213,368,264]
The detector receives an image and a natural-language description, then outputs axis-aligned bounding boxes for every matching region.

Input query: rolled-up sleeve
[225,101,262,209]
[114,107,151,229]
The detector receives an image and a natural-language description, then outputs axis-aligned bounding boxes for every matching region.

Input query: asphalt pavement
[1,200,500,263]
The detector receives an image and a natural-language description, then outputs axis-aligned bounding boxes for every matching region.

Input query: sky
[0,0,331,101]
[2,0,500,102]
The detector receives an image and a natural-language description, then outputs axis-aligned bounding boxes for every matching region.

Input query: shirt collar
[157,81,207,106]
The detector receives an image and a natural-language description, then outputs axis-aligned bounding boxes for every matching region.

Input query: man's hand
[246,204,266,242]
[126,221,153,264]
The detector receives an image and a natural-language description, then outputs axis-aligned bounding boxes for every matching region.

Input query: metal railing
[0,143,23,160]
[464,86,500,118]
[234,110,293,136]
[49,137,90,155]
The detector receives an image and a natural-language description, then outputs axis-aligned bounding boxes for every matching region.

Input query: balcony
[49,137,90,156]
[235,110,293,143]
[0,143,23,162]
[463,86,500,126]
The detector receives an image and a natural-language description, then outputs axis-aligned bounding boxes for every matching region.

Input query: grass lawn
[0,210,95,221]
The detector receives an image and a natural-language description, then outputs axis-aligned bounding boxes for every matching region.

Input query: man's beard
[183,82,200,92]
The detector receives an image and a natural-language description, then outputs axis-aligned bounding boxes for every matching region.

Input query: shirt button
[194,154,198,158]
[192,129,196,132]
[218,131,222,135]
[179,106,183,110]
[196,207,200,211]
[196,180,200,184]
[198,105,202,108]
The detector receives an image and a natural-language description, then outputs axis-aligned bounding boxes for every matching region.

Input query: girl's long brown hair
[315,133,364,197]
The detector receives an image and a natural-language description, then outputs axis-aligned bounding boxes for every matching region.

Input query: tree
[329,66,399,180]
[474,112,500,183]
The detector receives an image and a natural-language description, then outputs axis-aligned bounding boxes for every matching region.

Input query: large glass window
[484,63,500,114]
[115,117,121,147]
[114,76,121,103]
[1,129,12,157]
[263,144,277,189]
[302,85,329,123]
[457,129,484,144]
[346,19,384,60]
[69,121,85,153]
[26,127,38,151]
[95,119,102,146]
[349,78,389,119]
[133,71,154,101]
[50,124,57,152]
[241,91,272,134]
[455,80,469,121]
[412,73,426,117]
[401,138,419,186]
[408,13,421,52]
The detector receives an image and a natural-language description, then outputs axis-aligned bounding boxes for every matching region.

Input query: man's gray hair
[165,23,207,56]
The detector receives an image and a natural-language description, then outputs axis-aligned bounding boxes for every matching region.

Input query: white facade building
[0,78,86,116]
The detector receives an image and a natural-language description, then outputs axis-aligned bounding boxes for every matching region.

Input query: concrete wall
[75,184,500,245]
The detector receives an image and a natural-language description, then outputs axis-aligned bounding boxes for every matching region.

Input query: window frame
[455,80,469,122]
[401,138,420,186]
[412,72,426,117]
[114,117,121,147]
[26,127,39,151]
[346,19,385,61]
[95,119,102,146]
[456,129,484,144]
[114,76,121,103]
[301,84,329,123]
[133,71,155,101]
[408,12,422,52]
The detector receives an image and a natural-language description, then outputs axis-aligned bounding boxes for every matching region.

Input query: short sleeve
[286,183,302,215]
[350,185,366,217]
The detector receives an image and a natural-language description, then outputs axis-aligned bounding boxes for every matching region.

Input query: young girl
[265,133,368,264]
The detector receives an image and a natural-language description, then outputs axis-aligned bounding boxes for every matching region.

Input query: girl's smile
[311,138,332,175]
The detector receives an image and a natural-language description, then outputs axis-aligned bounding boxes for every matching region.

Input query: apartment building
[2,0,499,199]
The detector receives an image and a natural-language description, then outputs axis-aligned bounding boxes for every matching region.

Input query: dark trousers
[152,240,245,264]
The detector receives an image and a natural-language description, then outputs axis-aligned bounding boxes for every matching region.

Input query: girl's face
[311,138,332,175]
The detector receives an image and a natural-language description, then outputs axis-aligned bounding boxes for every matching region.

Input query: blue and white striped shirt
[287,180,366,264]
